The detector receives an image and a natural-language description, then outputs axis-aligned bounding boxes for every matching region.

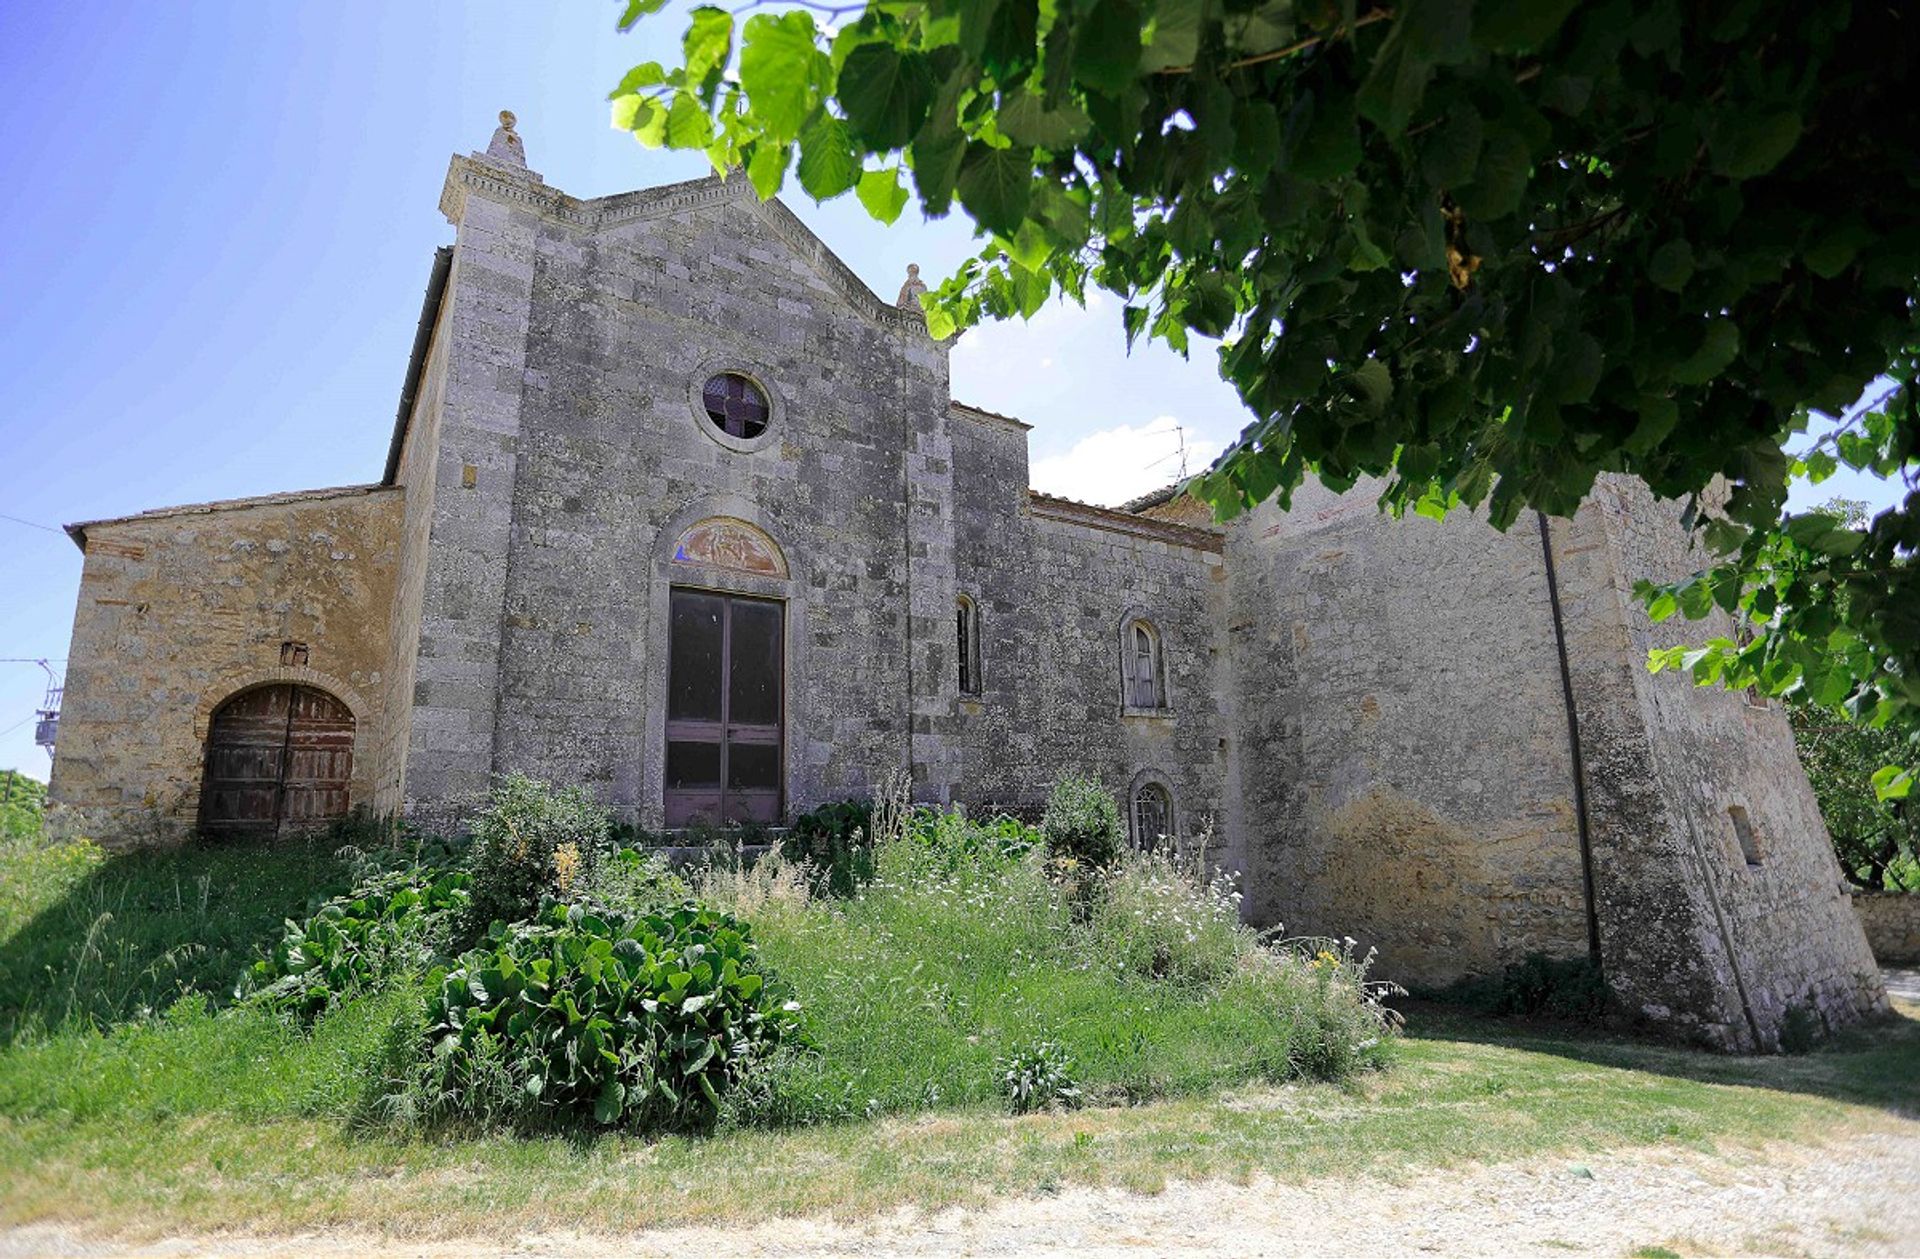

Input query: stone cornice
[1026,491,1225,553]
[949,401,1034,433]
[438,155,928,337]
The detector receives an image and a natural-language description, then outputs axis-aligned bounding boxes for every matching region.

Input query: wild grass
[0,808,1914,1242]
[699,829,1391,1126]
[0,833,350,1042]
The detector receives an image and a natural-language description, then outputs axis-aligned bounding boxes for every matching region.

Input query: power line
[0,513,63,535]
[0,658,66,664]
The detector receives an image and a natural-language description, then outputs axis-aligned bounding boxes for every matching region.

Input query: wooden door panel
[664,590,784,827]
[200,683,354,837]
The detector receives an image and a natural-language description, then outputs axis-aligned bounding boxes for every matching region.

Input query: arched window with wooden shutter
[1123,617,1166,710]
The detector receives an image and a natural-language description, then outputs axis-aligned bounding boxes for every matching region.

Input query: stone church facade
[49,117,1885,1050]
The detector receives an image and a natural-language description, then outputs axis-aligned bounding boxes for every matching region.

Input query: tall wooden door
[199,684,354,837]
[664,589,784,826]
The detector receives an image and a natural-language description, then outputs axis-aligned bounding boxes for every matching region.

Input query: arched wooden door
[199,684,354,837]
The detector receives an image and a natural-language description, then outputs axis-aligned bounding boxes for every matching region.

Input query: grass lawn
[3,1001,1914,1240]
[1,830,1914,1241]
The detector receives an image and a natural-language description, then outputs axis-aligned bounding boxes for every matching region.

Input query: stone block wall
[373,255,453,815]
[1222,480,1593,989]
[1546,477,1885,1048]
[50,486,403,842]
[945,450,1229,841]
[1853,891,1920,964]
[399,164,545,812]
[49,132,1887,1050]
[410,161,951,826]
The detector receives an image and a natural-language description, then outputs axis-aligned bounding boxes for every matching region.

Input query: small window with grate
[280,641,309,667]
[1132,781,1174,852]
[702,372,771,440]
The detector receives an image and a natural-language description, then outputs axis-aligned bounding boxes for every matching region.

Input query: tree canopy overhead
[612,0,1920,790]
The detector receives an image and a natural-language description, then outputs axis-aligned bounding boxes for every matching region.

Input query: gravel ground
[6,1124,1916,1259]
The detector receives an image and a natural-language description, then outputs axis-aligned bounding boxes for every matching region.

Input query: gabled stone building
[49,116,1886,1050]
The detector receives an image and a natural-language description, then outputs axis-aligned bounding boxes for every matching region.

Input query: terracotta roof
[1118,482,1186,513]
[1026,490,1223,553]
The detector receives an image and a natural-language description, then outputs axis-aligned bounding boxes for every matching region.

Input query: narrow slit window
[956,595,981,695]
[1728,804,1764,867]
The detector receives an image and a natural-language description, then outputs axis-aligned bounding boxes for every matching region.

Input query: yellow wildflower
[553,842,582,894]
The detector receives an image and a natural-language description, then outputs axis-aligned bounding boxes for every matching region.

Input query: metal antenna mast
[33,660,61,758]
[1143,423,1190,480]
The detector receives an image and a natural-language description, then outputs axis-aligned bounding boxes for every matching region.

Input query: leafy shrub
[414,901,800,1133]
[0,771,46,842]
[905,805,1040,870]
[238,867,471,1020]
[1455,953,1611,1023]
[333,815,468,884]
[1789,698,1920,890]
[464,776,611,936]
[1779,1002,1822,1054]
[1041,774,1123,871]
[779,799,875,897]
[999,1038,1082,1113]
[588,846,692,918]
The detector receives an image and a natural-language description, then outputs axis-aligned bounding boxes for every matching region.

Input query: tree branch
[1156,9,1395,76]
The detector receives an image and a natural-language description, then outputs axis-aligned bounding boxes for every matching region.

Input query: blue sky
[0,3,1901,778]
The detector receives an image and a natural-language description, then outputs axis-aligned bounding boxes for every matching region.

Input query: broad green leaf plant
[612,0,1920,789]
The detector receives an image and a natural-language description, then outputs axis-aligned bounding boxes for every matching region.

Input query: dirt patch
[8,1125,1915,1258]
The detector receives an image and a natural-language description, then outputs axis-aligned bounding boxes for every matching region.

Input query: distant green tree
[0,771,46,841]
[1792,701,1917,890]
[1780,500,1919,890]
[611,0,1920,793]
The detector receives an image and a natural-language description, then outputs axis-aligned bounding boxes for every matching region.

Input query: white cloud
[1028,416,1222,508]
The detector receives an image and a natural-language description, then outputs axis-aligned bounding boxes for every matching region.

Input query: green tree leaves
[1711,109,1804,179]
[1647,239,1694,292]
[797,113,860,199]
[856,167,910,224]
[1670,320,1740,386]
[613,0,1920,786]
[1073,0,1145,95]
[838,44,934,149]
[956,142,1034,234]
[739,10,828,143]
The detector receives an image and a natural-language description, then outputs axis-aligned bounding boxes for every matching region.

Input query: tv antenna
[1144,423,1191,480]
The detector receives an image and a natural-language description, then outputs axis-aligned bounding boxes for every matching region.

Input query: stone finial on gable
[484,110,528,169]
[896,263,928,311]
